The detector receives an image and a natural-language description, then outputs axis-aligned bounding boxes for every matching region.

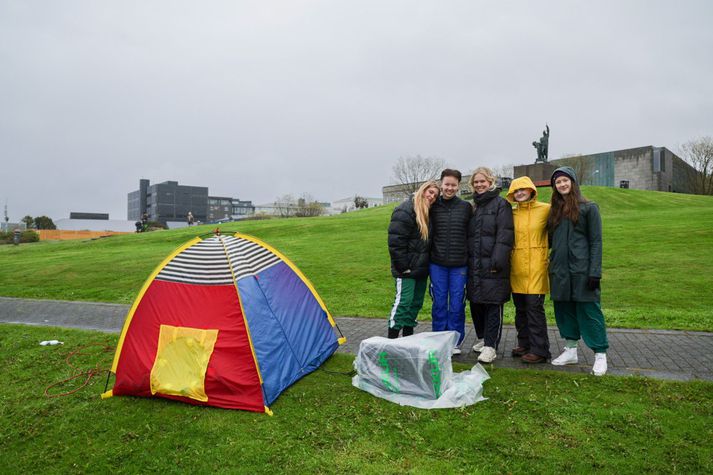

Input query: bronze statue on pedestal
[533,124,550,163]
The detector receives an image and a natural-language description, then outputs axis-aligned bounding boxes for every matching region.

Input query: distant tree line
[21,215,56,230]
[274,194,325,218]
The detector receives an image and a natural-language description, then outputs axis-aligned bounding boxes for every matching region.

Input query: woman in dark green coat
[547,166,609,376]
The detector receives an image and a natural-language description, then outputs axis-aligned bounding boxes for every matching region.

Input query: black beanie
[551,169,576,187]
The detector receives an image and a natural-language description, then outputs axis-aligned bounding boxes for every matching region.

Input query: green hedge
[0,230,39,244]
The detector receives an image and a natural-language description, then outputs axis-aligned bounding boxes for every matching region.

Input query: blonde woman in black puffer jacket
[386,180,440,339]
[467,167,514,363]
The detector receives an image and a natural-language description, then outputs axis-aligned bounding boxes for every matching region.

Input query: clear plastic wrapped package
[352,331,489,409]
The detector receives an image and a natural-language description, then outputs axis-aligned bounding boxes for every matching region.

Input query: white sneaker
[478,346,496,363]
[472,339,485,353]
[592,353,607,376]
[452,347,462,355]
[552,347,578,366]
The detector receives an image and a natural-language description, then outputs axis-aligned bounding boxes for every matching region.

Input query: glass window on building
[653,149,665,172]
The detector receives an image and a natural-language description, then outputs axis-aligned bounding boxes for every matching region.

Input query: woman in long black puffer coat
[467,166,514,363]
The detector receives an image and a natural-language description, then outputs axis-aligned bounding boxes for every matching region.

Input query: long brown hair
[548,178,588,231]
[413,180,440,240]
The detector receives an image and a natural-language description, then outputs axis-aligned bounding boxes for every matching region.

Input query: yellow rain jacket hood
[507,176,550,294]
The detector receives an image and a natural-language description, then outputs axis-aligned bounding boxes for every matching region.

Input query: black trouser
[513,293,551,358]
[470,302,504,349]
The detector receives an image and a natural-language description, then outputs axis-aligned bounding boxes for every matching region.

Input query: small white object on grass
[39,340,64,346]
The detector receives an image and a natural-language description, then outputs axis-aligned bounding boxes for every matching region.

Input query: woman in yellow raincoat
[506,176,551,363]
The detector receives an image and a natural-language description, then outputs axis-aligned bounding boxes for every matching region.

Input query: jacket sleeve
[388,208,411,273]
[586,203,603,278]
[492,198,514,272]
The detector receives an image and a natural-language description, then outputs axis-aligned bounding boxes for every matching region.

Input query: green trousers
[388,277,428,329]
[553,301,609,353]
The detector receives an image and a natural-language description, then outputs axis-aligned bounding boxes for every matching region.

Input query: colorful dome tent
[102,233,345,414]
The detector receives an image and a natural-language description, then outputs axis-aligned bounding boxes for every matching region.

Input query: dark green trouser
[553,301,609,353]
[388,277,428,329]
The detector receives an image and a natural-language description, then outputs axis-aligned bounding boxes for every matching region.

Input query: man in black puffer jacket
[467,167,514,363]
[429,169,472,354]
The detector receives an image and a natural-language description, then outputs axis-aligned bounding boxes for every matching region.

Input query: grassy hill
[2,187,712,331]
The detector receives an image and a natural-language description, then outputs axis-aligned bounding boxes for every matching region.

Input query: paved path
[2,296,712,382]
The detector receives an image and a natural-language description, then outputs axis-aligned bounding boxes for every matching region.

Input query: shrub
[143,221,167,232]
[0,230,39,244]
[21,230,39,243]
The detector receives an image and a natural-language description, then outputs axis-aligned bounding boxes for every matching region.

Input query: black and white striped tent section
[156,235,281,286]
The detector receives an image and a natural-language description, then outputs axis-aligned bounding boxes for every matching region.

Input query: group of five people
[386,165,609,376]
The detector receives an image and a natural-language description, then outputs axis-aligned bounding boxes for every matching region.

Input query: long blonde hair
[413,180,440,240]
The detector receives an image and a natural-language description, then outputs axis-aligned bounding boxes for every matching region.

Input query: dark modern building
[128,179,255,225]
[206,198,256,222]
[207,196,232,222]
[232,199,256,219]
[69,212,109,220]
[128,179,209,225]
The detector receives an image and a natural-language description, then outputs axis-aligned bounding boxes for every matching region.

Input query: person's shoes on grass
[592,352,607,376]
[478,346,496,363]
[472,339,485,353]
[552,347,578,366]
[521,353,547,364]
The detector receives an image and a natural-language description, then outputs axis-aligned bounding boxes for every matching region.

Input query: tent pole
[103,370,112,393]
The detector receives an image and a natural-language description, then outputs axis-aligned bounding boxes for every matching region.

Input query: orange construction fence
[38,230,132,241]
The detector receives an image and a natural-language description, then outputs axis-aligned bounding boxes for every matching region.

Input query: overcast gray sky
[2,1,712,221]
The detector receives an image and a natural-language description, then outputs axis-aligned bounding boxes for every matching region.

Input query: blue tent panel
[237,262,339,406]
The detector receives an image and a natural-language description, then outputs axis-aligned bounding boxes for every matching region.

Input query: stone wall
[613,147,654,190]
[513,163,557,183]
[671,154,698,194]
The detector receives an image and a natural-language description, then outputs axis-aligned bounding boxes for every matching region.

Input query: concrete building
[382,176,511,203]
[514,146,697,193]
[328,196,383,214]
[383,181,471,204]
[0,222,26,232]
[58,211,135,232]
[55,218,136,233]
[382,146,696,203]
[128,179,255,224]
[253,199,328,217]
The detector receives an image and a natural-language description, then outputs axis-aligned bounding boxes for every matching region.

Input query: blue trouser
[429,263,467,345]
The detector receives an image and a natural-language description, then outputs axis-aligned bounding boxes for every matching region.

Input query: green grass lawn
[1,187,712,330]
[1,324,712,473]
